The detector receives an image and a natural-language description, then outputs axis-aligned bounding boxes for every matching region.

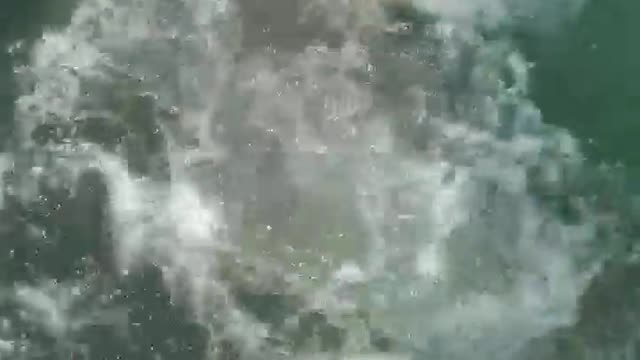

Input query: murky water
[0,0,639,359]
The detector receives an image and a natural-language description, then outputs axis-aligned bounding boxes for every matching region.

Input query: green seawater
[0,0,639,359]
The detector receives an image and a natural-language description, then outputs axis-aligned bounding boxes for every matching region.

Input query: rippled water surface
[0,0,639,359]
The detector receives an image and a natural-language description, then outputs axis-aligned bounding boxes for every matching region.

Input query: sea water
[0,0,636,359]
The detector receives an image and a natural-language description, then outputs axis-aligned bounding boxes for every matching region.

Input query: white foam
[411,0,587,29]
[5,0,600,357]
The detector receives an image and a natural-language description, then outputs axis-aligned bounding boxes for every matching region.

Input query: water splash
[0,0,610,358]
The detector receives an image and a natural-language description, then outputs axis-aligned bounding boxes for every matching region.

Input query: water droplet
[397,214,416,221]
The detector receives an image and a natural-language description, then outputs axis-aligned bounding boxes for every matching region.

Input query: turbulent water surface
[0,0,639,359]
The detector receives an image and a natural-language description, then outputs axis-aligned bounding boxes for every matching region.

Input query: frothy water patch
[0,0,615,358]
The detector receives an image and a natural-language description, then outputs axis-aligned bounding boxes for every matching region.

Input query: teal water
[0,0,639,359]
[527,0,640,168]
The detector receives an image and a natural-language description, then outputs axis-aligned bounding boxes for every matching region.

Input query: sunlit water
[0,0,637,359]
